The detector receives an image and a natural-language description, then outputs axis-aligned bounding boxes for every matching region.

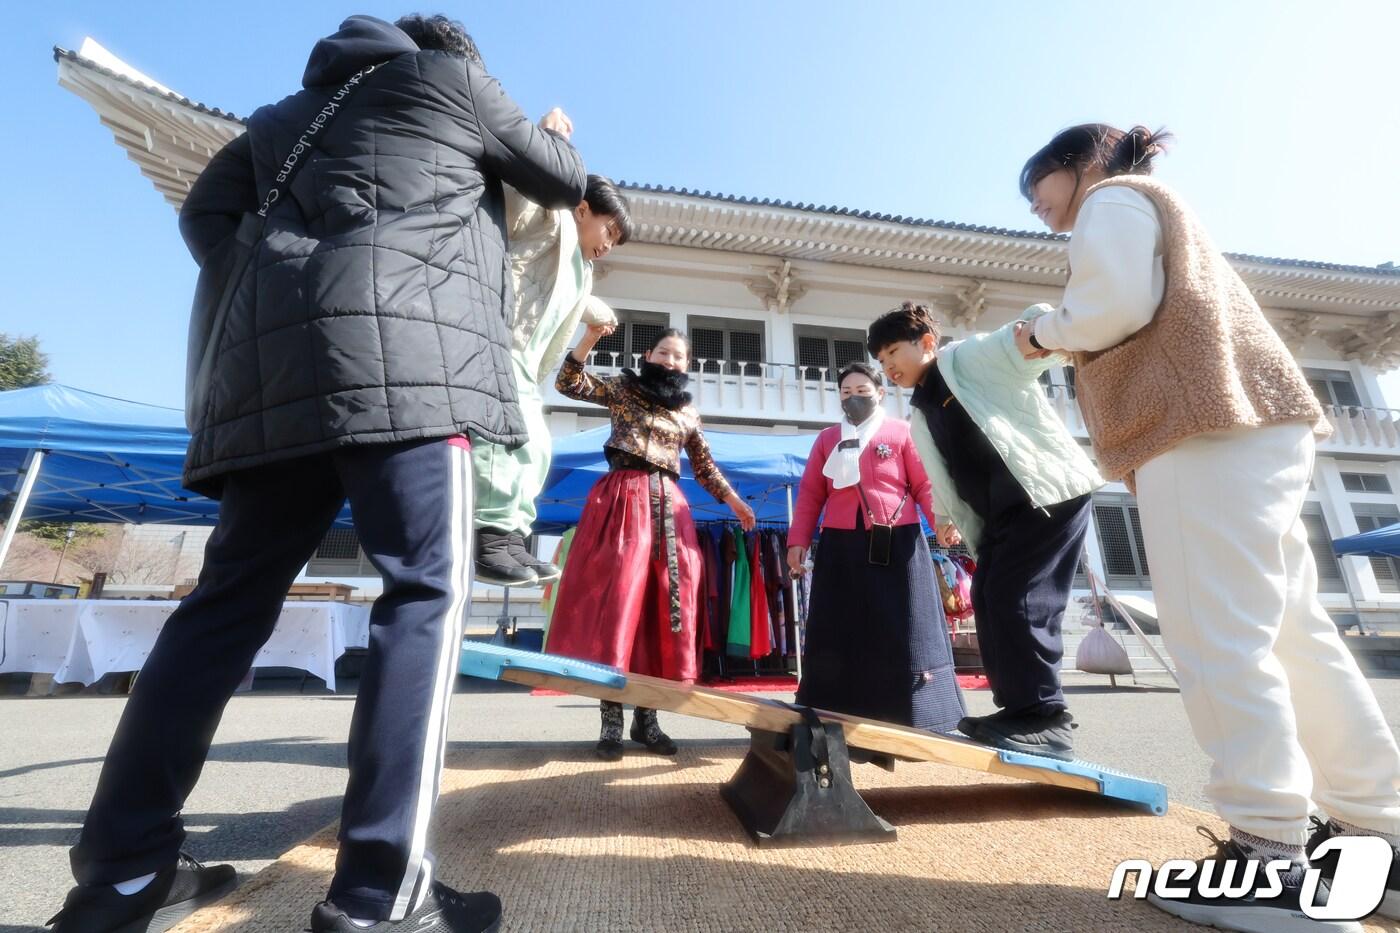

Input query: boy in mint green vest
[867,301,1103,760]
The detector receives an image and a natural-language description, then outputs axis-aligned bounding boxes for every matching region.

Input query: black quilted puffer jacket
[177,15,585,494]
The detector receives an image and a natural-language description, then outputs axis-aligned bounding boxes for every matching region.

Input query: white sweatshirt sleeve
[1033,188,1165,353]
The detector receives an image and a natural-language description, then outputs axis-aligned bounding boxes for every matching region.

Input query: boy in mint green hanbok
[470,175,632,586]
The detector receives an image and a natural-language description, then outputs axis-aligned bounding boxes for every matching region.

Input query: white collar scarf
[823,406,886,489]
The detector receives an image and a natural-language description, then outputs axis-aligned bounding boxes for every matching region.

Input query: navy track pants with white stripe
[70,437,474,921]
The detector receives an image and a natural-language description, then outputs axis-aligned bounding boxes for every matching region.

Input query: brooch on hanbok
[876,443,893,459]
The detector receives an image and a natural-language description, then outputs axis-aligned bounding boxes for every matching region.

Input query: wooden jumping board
[460,642,1167,823]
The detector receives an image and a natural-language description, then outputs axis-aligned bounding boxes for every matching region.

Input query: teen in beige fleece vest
[1069,173,1329,488]
[1019,123,1400,933]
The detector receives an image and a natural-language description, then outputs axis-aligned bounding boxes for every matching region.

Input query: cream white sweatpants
[1134,421,1400,845]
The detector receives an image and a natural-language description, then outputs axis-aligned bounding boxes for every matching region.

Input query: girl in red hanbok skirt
[547,325,755,760]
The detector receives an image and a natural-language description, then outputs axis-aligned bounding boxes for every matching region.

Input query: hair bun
[1111,125,1173,176]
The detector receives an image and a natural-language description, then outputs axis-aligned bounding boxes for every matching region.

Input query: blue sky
[2,1,1397,407]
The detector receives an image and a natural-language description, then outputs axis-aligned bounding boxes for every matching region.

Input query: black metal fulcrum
[720,705,896,846]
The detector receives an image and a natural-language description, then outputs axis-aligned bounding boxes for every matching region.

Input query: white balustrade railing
[544,355,1400,454]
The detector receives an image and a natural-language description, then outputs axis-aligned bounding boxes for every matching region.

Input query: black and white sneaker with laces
[1307,815,1400,920]
[1147,828,1361,933]
[309,882,502,933]
[48,853,238,933]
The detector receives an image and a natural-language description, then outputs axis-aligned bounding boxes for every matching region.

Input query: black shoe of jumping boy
[1307,815,1400,920]
[503,534,560,585]
[474,528,537,587]
[49,853,238,933]
[310,882,502,933]
[966,708,1076,761]
[595,738,624,761]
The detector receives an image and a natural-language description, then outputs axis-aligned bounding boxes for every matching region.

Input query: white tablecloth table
[0,599,371,689]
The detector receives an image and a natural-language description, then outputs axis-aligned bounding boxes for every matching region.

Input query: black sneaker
[1147,828,1361,933]
[503,534,561,585]
[1308,815,1400,920]
[49,853,238,933]
[474,529,537,587]
[966,709,1076,761]
[310,882,502,932]
[956,707,1016,738]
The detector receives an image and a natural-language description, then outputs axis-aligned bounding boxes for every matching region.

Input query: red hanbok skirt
[545,469,702,682]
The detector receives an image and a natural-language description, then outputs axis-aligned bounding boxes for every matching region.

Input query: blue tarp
[534,425,812,533]
[0,385,819,531]
[0,384,225,525]
[1334,522,1400,559]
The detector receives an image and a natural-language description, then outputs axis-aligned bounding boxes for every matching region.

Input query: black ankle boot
[597,701,624,761]
[629,707,677,756]
[504,534,560,584]
[475,528,536,587]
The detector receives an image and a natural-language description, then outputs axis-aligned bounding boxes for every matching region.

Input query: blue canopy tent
[1334,522,1400,559]
[0,385,830,573]
[1329,522,1400,635]
[0,385,357,573]
[533,425,814,533]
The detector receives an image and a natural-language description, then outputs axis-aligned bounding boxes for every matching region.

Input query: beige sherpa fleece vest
[1070,175,1329,486]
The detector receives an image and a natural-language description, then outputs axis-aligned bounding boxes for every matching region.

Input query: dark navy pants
[70,438,474,921]
[971,495,1092,717]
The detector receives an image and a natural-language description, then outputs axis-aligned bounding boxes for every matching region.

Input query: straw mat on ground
[169,746,1392,932]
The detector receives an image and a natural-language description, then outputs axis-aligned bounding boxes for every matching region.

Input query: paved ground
[2,670,1398,931]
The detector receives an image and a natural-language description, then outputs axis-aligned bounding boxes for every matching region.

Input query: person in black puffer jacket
[51,15,580,933]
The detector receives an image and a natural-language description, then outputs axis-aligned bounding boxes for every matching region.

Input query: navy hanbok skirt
[796,520,965,732]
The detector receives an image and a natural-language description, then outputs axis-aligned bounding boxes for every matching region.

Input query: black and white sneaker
[964,709,1076,761]
[310,882,502,932]
[504,534,560,585]
[474,529,537,587]
[48,853,238,933]
[1147,828,1360,933]
[1308,815,1400,920]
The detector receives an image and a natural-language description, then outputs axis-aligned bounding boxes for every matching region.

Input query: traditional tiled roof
[617,182,1400,280]
[54,42,1400,317]
[54,46,248,124]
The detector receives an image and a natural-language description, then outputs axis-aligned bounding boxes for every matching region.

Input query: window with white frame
[308,527,375,577]
[688,315,765,376]
[1091,494,1151,589]
[794,325,870,381]
[1340,472,1393,494]
[1300,504,1347,593]
[1304,368,1362,409]
[1352,504,1400,593]
[591,309,670,369]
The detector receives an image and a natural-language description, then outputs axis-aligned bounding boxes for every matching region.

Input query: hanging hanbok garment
[763,530,787,657]
[749,531,772,659]
[778,531,797,655]
[726,526,753,657]
[706,528,726,654]
[696,529,715,653]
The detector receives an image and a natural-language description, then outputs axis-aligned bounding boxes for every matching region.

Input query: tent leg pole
[0,448,45,575]
[786,484,802,684]
[1344,555,1367,634]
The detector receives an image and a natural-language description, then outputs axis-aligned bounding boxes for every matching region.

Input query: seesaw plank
[460,642,1167,813]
